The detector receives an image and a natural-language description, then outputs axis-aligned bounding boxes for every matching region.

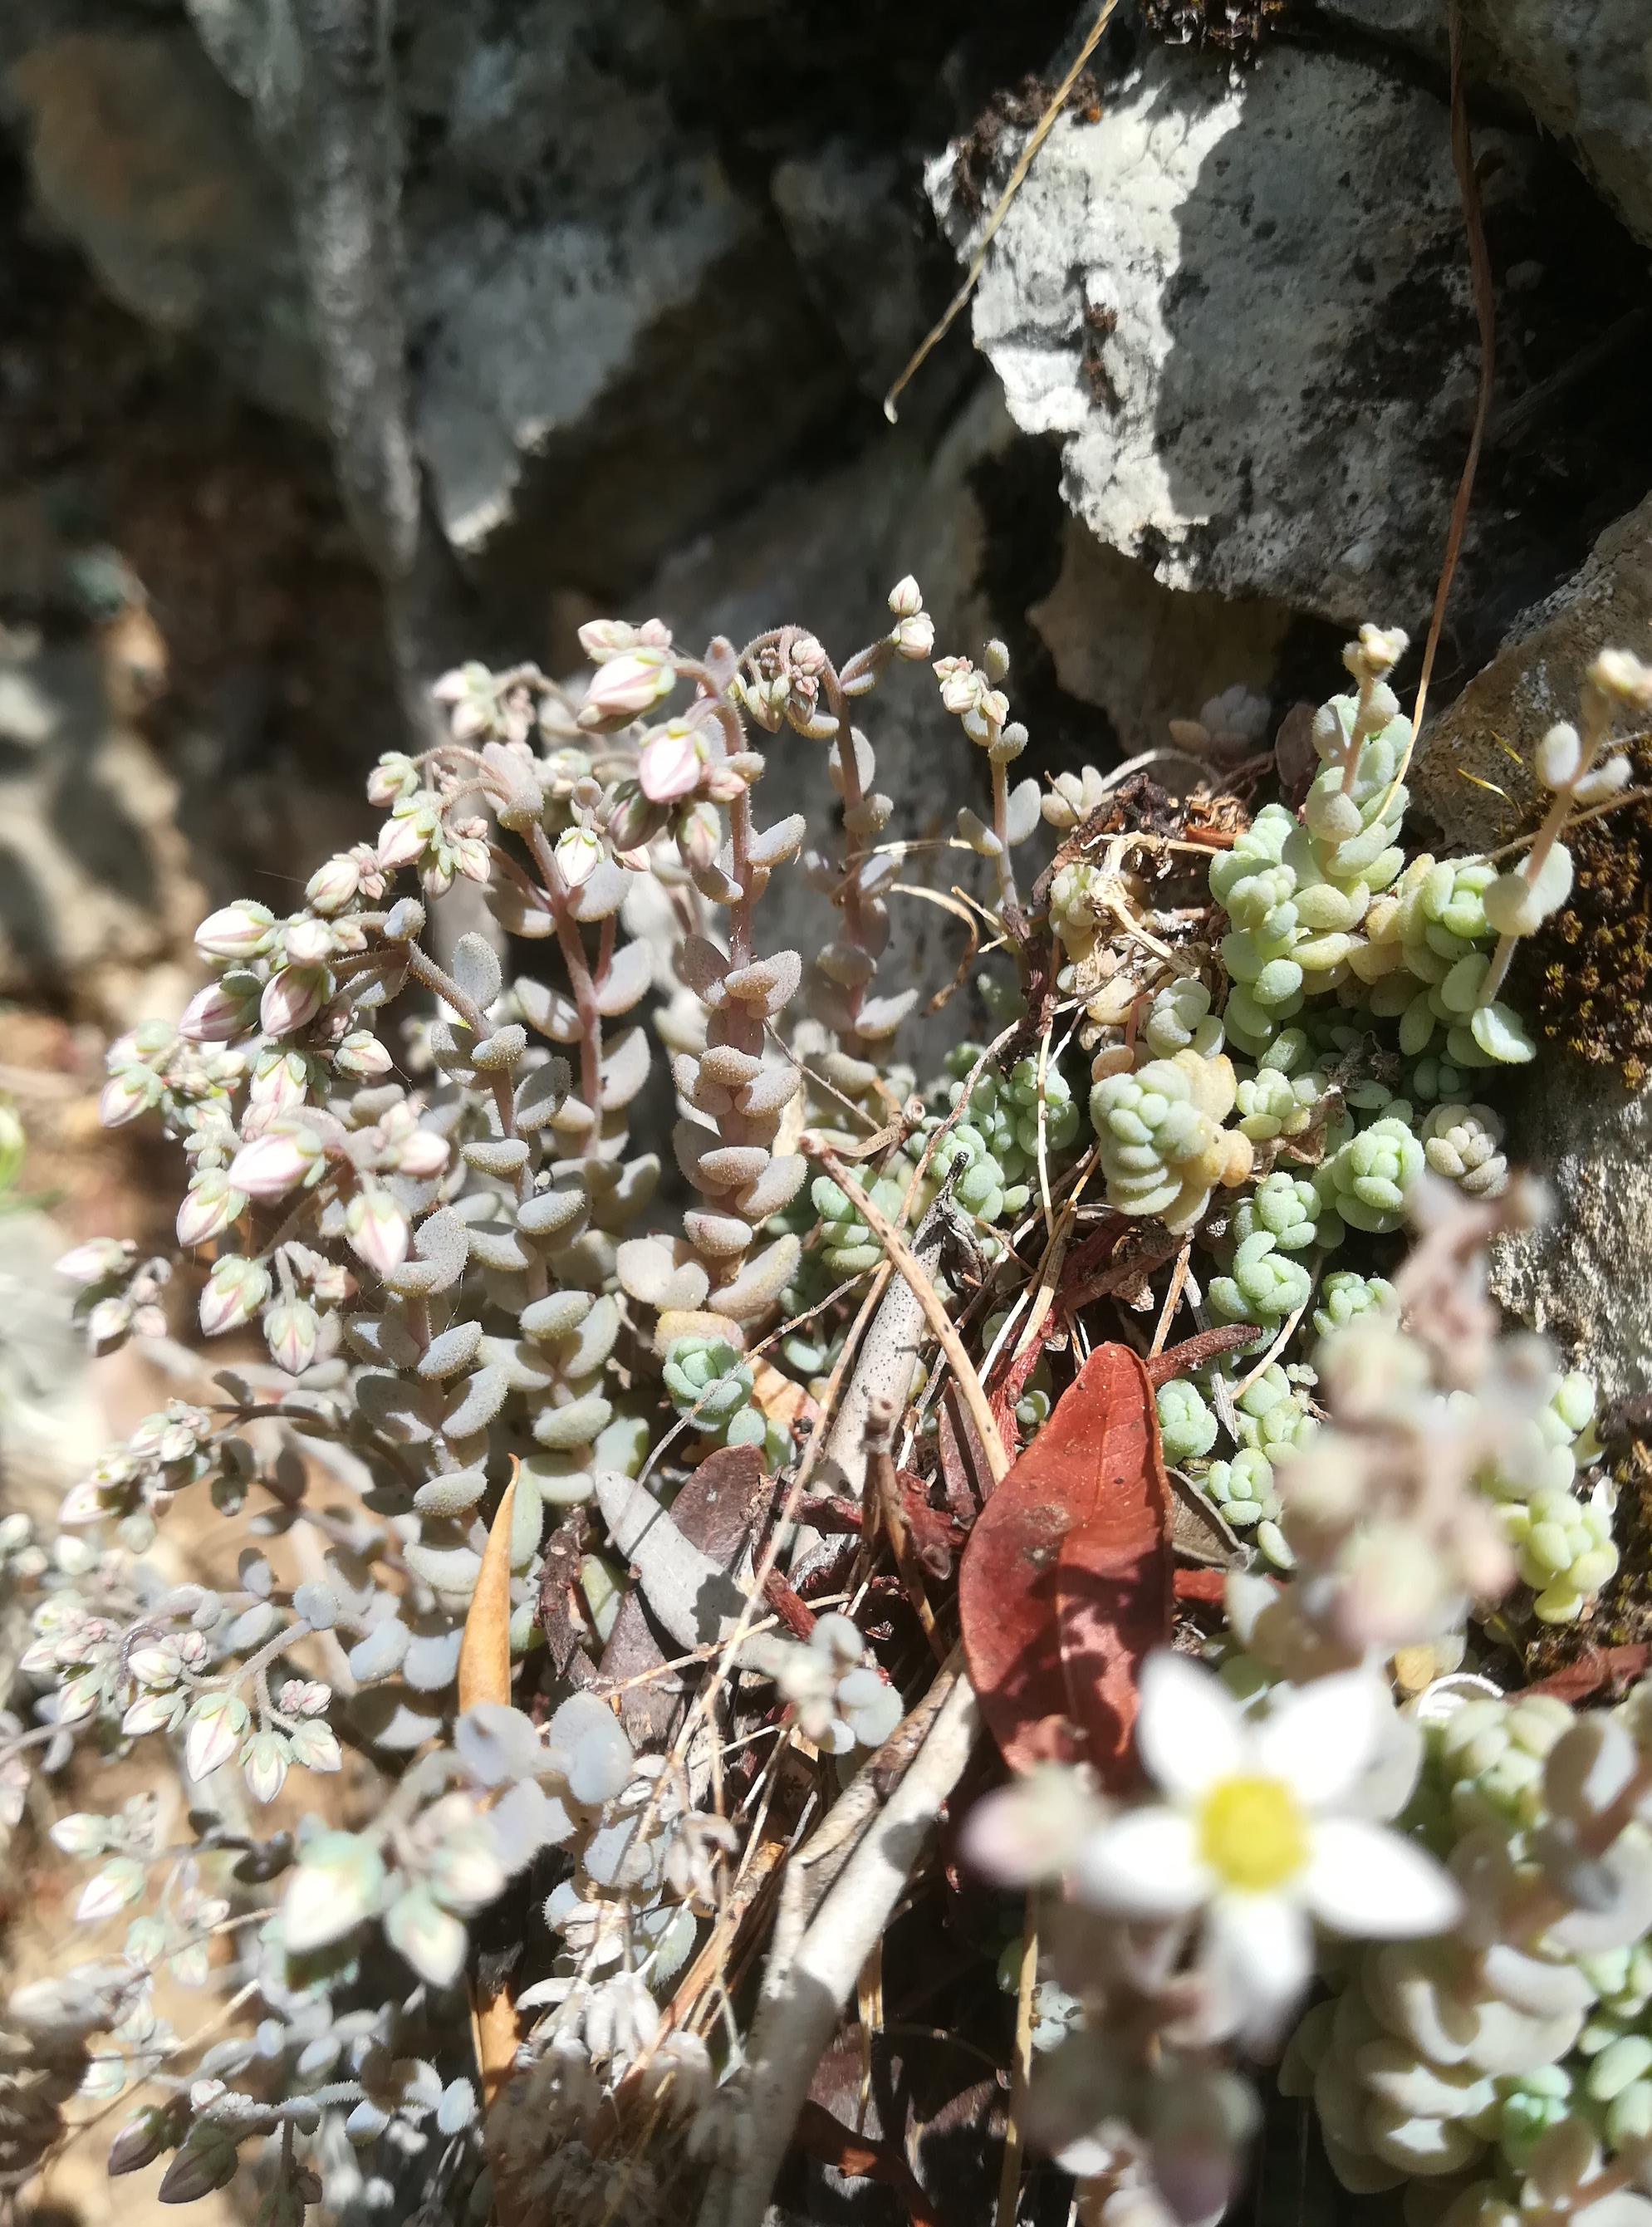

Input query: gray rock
[770,139,933,403]
[396,0,822,562]
[1412,493,1652,1396]
[1322,0,1652,251]
[0,17,319,422]
[0,625,204,1026]
[1028,514,1296,756]
[928,39,1512,633]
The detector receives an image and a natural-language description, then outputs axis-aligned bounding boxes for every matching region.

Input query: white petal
[1252,1670,1385,1810]
[1071,1807,1209,1919]
[1303,1817,1463,1939]
[1136,1651,1246,1801]
[1205,1891,1313,2040]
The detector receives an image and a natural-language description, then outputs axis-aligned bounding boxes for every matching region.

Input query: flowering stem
[524,822,605,1123]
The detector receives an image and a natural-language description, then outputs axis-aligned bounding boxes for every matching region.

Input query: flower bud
[97,1069,157,1127]
[260,966,330,1037]
[576,618,640,661]
[199,1255,272,1337]
[983,638,1011,684]
[638,719,704,802]
[179,981,257,1045]
[239,1730,290,1804]
[377,810,433,870]
[366,752,419,806]
[888,574,924,618]
[228,1126,322,1202]
[249,1050,310,1111]
[194,901,274,960]
[345,1190,410,1274]
[264,1297,320,1376]
[305,854,361,914]
[893,611,934,660]
[177,1170,247,1248]
[108,2105,178,2176]
[56,1237,133,1287]
[86,1294,134,1351]
[333,1030,393,1081]
[674,801,722,871]
[577,646,677,727]
[184,1692,249,1781]
[1589,649,1652,711]
[556,827,605,888]
[605,779,669,853]
[281,916,333,967]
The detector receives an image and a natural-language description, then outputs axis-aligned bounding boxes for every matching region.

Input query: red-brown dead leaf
[958,1344,1172,1783]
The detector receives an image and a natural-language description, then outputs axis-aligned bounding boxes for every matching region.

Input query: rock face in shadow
[1413,495,1652,1396]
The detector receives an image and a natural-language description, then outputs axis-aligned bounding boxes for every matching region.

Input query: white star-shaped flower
[1073,1653,1461,2039]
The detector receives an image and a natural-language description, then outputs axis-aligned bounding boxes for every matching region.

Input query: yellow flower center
[1196,1774,1308,1891]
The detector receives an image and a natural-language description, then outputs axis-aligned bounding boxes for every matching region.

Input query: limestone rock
[0,628,203,1027]
[929,39,1505,632]
[0,20,318,422]
[1323,0,1652,251]
[1028,515,1295,757]
[1412,494,1652,1396]
[1412,490,1652,852]
[397,0,845,569]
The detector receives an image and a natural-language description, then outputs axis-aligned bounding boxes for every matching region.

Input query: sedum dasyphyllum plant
[7,602,1652,2227]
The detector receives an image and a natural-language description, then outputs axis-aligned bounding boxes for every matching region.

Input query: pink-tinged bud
[556,827,605,888]
[345,1190,409,1274]
[55,1237,134,1287]
[577,647,677,728]
[377,812,432,870]
[639,720,704,802]
[98,1068,157,1127]
[576,618,640,661]
[199,1255,272,1337]
[366,752,418,807]
[194,901,274,960]
[453,833,492,885]
[177,1170,248,1248]
[282,916,334,967]
[240,1731,290,1805]
[184,1693,248,1782]
[86,1295,133,1351]
[264,1297,320,1376]
[888,574,923,619]
[60,1476,110,1524]
[260,966,330,1037]
[306,854,361,915]
[391,1126,449,1180]
[934,657,982,716]
[674,801,722,872]
[334,1031,393,1081]
[228,1126,322,1202]
[179,982,256,1046]
[250,1051,310,1111]
[894,611,934,660]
